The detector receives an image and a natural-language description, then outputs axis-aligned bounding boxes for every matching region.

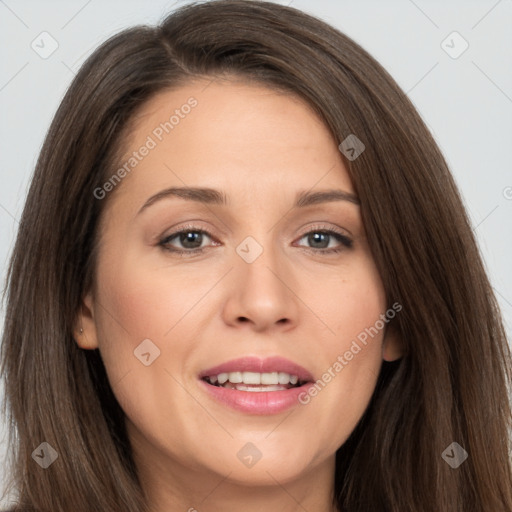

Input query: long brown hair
[1,1,511,510]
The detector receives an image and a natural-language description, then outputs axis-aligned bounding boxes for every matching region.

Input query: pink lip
[198,356,315,415]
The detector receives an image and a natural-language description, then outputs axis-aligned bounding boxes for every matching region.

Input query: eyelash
[158,223,353,257]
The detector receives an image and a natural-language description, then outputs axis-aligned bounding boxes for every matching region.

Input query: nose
[221,239,300,333]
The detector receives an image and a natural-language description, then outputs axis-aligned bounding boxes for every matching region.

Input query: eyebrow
[137,186,360,214]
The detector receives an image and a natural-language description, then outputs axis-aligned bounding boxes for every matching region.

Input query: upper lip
[199,356,314,382]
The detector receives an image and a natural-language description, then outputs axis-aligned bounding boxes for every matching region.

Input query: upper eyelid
[161,223,350,237]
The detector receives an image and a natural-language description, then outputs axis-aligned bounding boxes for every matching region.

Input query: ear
[381,322,403,362]
[74,289,100,350]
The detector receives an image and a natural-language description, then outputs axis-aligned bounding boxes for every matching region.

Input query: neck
[143,466,338,512]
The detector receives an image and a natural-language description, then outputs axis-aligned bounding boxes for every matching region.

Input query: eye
[158,225,216,254]
[158,223,353,257]
[294,226,353,253]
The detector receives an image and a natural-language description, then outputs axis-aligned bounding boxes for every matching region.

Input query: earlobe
[74,290,100,350]
[382,323,403,362]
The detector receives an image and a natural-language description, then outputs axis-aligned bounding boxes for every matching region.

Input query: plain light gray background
[1,0,511,505]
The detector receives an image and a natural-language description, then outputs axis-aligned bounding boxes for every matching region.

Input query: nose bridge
[235,231,288,293]
[231,194,285,264]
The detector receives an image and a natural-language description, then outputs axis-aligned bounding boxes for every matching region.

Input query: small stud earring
[79,328,83,334]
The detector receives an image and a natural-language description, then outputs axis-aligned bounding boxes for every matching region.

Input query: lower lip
[199,380,314,415]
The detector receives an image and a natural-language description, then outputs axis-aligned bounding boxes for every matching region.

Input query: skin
[76,78,402,512]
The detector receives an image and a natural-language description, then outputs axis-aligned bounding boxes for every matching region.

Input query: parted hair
[1,1,511,511]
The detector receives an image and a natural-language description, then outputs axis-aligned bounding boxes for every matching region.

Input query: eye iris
[180,231,202,249]
[309,232,329,249]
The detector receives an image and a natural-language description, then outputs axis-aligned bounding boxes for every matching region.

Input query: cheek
[91,254,212,454]
[95,248,211,341]
[298,256,386,456]
[302,325,383,464]
[310,252,387,347]
[91,250,202,397]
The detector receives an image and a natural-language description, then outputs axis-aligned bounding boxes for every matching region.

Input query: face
[77,79,401,497]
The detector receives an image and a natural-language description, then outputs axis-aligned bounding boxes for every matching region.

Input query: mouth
[198,356,315,415]
[202,371,308,392]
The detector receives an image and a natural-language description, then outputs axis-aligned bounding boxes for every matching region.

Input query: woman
[1,1,511,511]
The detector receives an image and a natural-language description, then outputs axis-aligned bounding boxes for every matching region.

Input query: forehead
[108,79,354,209]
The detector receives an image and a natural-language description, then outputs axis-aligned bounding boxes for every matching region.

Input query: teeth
[217,373,229,384]
[278,372,289,385]
[207,371,301,387]
[229,371,243,383]
[227,383,287,392]
[243,372,262,384]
